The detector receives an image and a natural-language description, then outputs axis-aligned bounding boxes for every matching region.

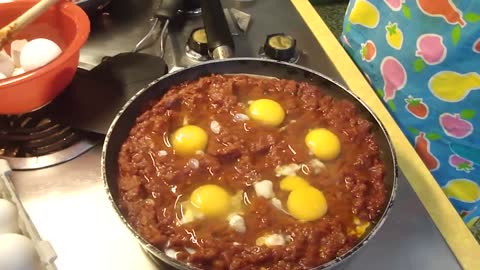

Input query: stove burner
[0,112,103,170]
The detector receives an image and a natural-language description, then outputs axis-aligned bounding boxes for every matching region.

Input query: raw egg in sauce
[287,186,328,222]
[179,185,247,233]
[190,184,231,218]
[279,176,310,192]
[171,125,208,156]
[305,128,341,161]
[247,99,285,126]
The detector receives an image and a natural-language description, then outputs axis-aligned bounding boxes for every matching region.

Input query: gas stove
[6,0,460,270]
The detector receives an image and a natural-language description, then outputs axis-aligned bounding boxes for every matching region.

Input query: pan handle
[200,0,234,59]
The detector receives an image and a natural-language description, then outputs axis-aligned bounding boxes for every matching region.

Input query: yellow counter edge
[290,0,480,269]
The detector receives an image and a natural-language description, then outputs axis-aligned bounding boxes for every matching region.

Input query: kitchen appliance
[3,0,462,269]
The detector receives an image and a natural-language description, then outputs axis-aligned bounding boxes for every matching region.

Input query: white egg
[210,120,221,134]
[0,51,14,77]
[264,234,286,246]
[164,249,179,259]
[0,199,18,234]
[254,180,274,199]
[274,163,301,177]
[10,39,28,68]
[256,233,287,247]
[0,233,36,270]
[11,68,25,77]
[0,72,6,80]
[184,247,196,254]
[228,214,246,233]
[308,159,325,175]
[270,197,283,210]
[20,38,62,72]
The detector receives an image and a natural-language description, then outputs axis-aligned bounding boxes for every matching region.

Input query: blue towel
[341,0,480,240]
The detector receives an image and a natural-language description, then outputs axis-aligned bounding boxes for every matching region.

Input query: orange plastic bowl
[0,0,90,114]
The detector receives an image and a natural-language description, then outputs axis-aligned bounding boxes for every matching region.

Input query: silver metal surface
[3,139,100,170]
[79,0,342,82]
[212,45,234,59]
[133,17,160,53]
[9,0,462,269]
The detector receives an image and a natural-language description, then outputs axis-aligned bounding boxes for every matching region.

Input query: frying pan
[102,1,398,269]
[102,59,398,269]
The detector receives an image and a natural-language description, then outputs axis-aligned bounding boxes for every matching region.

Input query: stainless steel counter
[11,0,460,269]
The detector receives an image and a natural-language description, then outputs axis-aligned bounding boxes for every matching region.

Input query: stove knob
[183,0,202,15]
[263,33,297,62]
[187,28,209,59]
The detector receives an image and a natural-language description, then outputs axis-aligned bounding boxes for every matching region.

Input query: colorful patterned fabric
[340,0,480,240]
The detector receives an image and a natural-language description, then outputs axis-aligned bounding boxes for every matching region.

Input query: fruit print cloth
[341,0,480,241]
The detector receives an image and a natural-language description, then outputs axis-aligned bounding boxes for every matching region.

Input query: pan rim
[101,57,398,270]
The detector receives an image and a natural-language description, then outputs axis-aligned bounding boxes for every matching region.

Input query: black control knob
[186,28,209,59]
[263,33,297,62]
[183,0,201,14]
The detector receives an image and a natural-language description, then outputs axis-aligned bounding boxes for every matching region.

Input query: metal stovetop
[11,0,460,269]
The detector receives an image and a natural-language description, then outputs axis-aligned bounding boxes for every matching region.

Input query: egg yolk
[190,185,231,218]
[171,125,208,156]
[305,128,341,161]
[247,99,285,126]
[279,176,311,191]
[287,186,328,222]
[349,217,371,237]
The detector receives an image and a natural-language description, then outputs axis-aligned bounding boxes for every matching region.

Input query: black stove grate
[0,114,85,157]
[0,107,103,170]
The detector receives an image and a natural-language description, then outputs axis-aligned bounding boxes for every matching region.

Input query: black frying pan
[102,1,397,269]
[102,57,398,270]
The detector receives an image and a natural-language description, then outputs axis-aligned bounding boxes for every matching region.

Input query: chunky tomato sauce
[117,75,387,270]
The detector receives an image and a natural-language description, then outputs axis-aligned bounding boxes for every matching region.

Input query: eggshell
[254,180,274,199]
[0,51,14,77]
[10,39,28,68]
[12,68,25,77]
[264,234,286,246]
[20,38,62,72]
[0,233,36,270]
[0,199,18,234]
[228,214,246,233]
